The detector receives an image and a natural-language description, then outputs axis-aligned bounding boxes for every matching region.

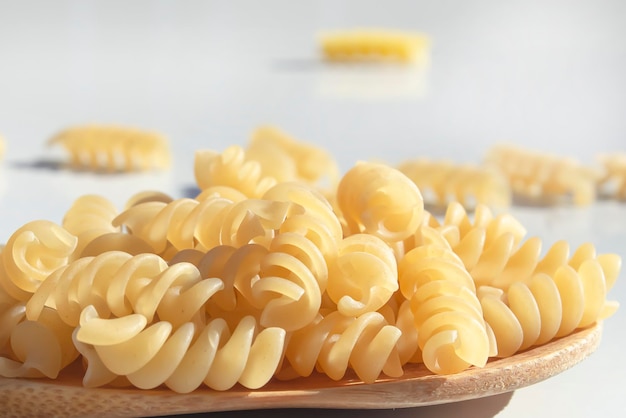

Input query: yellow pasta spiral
[397,159,510,209]
[74,306,286,392]
[327,233,398,316]
[485,144,599,206]
[284,310,403,383]
[113,196,301,257]
[62,195,121,257]
[337,161,425,243]
[398,226,490,374]
[26,251,223,330]
[194,145,277,198]
[0,221,77,301]
[479,254,620,357]
[49,124,170,172]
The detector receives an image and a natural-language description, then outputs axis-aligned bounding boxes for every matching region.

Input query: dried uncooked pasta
[479,254,619,357]
[248,126,340,190]
[337,161,425,242]
[319,29,430,63]
[62,195,120,257]
[397,158,511,209]
[0,138,622,393]
[194,146,277,198]
[49,125,171,172]
[485,144,600,206]
[597,153,626,199]
[398,226,491,374]
[75,306,285,392]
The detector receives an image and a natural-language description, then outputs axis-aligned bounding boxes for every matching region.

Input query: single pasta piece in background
[485,144,600,206]
[596,153,626,200]
[48,125,171,172]
[0,134,5,159]
[318,29,430,63]
[397,158,511,210]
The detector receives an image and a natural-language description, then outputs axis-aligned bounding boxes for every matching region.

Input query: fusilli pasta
[49,125,170,172]
[319,29,430,63]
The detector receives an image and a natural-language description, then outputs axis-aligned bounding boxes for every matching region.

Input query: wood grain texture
[0,323,602,418]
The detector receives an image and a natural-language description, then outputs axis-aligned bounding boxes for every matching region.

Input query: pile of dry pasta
[0,126,621,393]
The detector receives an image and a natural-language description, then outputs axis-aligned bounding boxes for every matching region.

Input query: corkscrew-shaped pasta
[397,159,511,209]
[485,144,599,206]
[398,226,490,374]
[263,181,343,260]
[319,29,430,63]
[25,251,223,331]
[283,310,403,383]
[479,254,620,357]
[327,233,398,316]
[416,202,528,287]
[337,161,424,243]
[0,221,77,301]
[62,195,120,257]
[194,145,277,198]
[597,153,626,199]
[75,306,286,392]
[113,195,301,257]
[248,126,340,189]
[48,125,170,172]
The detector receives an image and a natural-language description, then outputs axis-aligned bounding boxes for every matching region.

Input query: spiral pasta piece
[48,125,170,172]
[25,251,223,331]
[398,159,510,209]
[75,306,286,392]
[479,255,619,357]
[194,145,277,198]
[485,144,599,206]
[337,162,424,243]
[62,195,121,257]
[248,126,340,189]
[327,233,398,316]
[0,221,77,301]
[597,153,626,199]
[284,310,402,383]
[113,195,301,256]
[319,29,430,63]
[398,226,490,374]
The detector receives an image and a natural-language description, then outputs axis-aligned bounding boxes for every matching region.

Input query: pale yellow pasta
[319,29,430,63]
[398,159,511,209]
[337,161,425,242]
[398,226,490,374]
[75,306,285,392]
[0,138,623,393]
[485,144,600,206]
[0,304,78,380]
[49,125,170,172]
[113,195,302,257]
[480,255,619,357]
[327,233,398,316]
[248,126,340,189]
[194,145,277,198]
[0,221,77,301]
[597,153,626,199]
[62,195,120,258]
[283,310,402,383]
[262,181,343,260]
[0,134,4,159]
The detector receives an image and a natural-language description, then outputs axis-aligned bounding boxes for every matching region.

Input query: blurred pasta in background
[48,124,171,172]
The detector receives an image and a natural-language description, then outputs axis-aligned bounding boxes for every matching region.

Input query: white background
[0,1,625,417]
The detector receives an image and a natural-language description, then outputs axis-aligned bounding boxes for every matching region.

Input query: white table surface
[1,1,625,417]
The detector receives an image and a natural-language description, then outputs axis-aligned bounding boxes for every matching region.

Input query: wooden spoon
[0,323,602,418]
